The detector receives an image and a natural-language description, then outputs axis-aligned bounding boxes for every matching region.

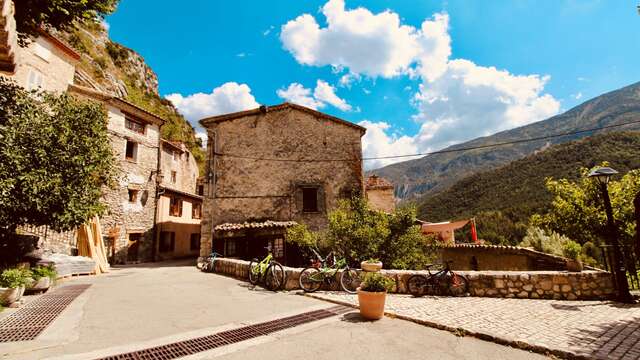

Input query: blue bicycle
[201,251,223,272]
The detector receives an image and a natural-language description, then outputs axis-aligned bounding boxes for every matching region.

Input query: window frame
[302,187,319,213]
[169,196,183,217]
[125,117,146,135]
[192,202,202,219]
[125,140,137,162]
[127,189,138,203]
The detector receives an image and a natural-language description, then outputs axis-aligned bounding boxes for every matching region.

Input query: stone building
[198,103,365,265]
[69,84,164,264]
[155,140,202,261]
[365,175,395,213]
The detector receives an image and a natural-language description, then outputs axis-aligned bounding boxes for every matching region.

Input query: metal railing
[600,245,640,290]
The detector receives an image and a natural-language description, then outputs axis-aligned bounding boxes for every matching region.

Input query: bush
[105,41,129,66]
[360,272,394,293]
[519,226,571,257]
[563,240,582,260]
[0,268,32,288]
[31,265,57,281]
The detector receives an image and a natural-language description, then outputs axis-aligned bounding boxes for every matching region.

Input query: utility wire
[212,118,640,162]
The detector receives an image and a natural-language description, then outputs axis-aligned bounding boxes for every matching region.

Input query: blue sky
[107,0,640,169]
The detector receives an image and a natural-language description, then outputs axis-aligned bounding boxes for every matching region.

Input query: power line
[212,118,640,162]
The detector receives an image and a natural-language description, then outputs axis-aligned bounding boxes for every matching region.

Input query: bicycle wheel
[265,262,286,291]
[339,269,360,294]
[299,267,323,292]
[248,259,260,285]
[447,272,469,296]
[407,274,429,297]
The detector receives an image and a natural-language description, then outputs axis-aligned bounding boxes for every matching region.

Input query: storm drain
[0,284,91,342]
[96,305,353,360]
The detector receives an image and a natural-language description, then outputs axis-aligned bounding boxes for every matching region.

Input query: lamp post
[588,167,634,303]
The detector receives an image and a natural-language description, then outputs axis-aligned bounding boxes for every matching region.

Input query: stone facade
[2,32,79,92]
[199,103,365,261]
[441,244,573,271]
[210,257,615,301]
[365,175,395,213]
[155,140,202,261]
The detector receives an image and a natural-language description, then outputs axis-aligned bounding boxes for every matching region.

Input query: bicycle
[201,251,223,273]
[407,260,469,297]
[248,247,286,291]
[298,250,360,293]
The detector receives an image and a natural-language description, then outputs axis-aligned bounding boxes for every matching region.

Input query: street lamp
[588,167,634,303]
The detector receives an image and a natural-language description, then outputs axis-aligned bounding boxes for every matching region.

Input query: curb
[303,293,590,360]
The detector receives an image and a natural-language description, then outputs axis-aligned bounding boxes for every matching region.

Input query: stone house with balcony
[198,103,366,266]
[155,140,202,261]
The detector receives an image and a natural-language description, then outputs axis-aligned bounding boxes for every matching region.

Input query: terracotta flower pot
[361,261,383,272]
[357,288,386,320]
[566,259,583,272]
[0,287,23,306]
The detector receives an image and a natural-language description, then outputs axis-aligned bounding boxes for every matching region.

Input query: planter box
[361,261,383,272]
[0,286,24,306]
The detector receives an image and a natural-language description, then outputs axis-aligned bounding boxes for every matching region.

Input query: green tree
[0,78,118,234]
[287,197,437,269]
[531,166,640,251]
[14,0,118,45]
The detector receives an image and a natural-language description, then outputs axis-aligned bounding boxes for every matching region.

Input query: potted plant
[563,240,583,272]
[357,272,394,320]
[361,258,383,272]
[0,268,32,306]
[27,265,57,293]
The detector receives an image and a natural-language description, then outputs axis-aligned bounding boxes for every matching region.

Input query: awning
[421,219,470,233]
[214,220,298,232]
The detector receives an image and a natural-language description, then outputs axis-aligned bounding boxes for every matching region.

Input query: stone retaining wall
[211,258,615,301]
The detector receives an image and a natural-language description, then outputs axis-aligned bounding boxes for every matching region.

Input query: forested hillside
[417,132,640,245]
[372,82,640,201]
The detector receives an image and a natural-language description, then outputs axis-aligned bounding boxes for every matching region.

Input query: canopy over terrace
[420,219,478,245]
[213,220,298,265]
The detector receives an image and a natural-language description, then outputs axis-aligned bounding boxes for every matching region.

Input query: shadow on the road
[566,315,640,358]
[551,301,640,312]
[340,312,374,323]
[111,258,197,269]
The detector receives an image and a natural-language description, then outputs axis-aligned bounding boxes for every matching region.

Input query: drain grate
[96,305,351,360]
[0,284,91,342]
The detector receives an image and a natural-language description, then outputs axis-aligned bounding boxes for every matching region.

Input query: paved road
[311,291,640,359]
[0,260,543,359]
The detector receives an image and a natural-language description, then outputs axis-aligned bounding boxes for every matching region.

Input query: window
[273,238,284,258]
[125,140,137,161]
[190,233,201,251]
[125,118,145,134]
[225,239,236,256]
[197,185,204,196]
[302,187,319,212]
[171,171,177,184]
[26,69,44,90]
[169,196,182,217]
[128,189,138,203]
[159,231,175,253]
[192,202,202,219]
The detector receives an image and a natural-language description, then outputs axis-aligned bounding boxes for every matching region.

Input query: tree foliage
[287,198,437,269]
[14,0,118,45]
[531,166,640,251]
[0,78,118,233]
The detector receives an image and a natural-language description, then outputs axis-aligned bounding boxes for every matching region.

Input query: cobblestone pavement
[308,292,640,360]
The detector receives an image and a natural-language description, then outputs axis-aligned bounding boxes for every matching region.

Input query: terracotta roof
[68,84,165,126]
[214,220,298,231]
[365,175,393,190]
[159,185,202,201]
[199,102,366,134]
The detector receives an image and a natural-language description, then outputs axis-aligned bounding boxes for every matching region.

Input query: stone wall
[441,244,573,271]
[11,35,77,92]
[209,258,615,301]
[200,105,365,259]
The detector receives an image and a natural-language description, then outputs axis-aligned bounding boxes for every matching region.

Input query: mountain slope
[56,21,205,171]
[372,81,640,200]
[417,131,640,244]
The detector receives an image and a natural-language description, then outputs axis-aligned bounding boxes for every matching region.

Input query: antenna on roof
[259,105,267,114]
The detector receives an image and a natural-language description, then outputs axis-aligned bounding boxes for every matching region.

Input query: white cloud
[359,120,420,169]
[313,80,352,111]
[166,82,259,122]
[195,131,207,148]
[276,80,352,111]
[276,83,324,109]
[280,1,561,168]
[280,0,450,78]
[572,92,583,100]
[263,25,275,36]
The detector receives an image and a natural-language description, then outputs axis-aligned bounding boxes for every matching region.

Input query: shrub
[0,268,32,288]
[31,265,57,281]
[365,258,380,263]
[360,272,394,293]
[519,226,571,257]
[563,240,582,260]
[105,41,129,66]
